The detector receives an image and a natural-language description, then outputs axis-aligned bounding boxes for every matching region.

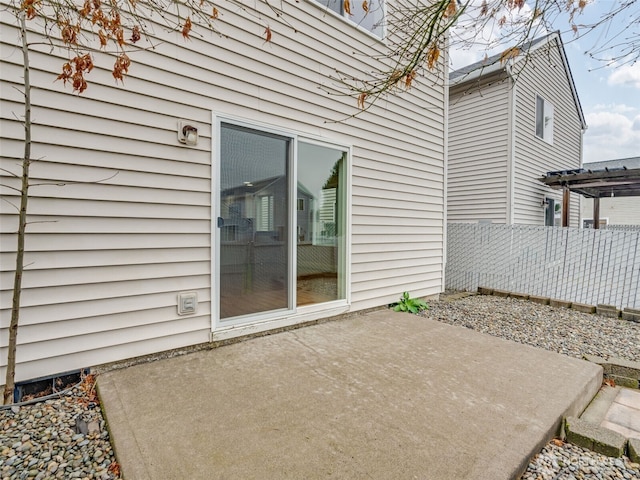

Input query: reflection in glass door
[218,123,290,320]
[297,143,347,306]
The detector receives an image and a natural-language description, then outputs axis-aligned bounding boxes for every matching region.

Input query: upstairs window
[318,0,385,38]
[535,94,554,144]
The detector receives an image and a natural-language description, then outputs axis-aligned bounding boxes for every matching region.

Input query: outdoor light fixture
[177,120,198,146]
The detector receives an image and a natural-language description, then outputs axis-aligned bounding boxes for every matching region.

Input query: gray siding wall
[0,1,445,381]
[581,197,640,226]
[447,74,510,223]
[512,38,583,226]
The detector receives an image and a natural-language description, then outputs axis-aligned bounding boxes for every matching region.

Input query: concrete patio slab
[97,310,602,480]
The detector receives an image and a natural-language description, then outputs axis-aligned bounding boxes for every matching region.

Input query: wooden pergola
[539,167,640,228]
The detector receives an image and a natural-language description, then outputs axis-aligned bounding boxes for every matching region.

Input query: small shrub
[391,291,429,314]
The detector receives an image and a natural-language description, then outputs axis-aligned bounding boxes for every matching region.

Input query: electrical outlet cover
[177,292,198,315]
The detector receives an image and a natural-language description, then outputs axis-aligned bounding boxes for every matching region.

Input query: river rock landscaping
[0,375,121,480]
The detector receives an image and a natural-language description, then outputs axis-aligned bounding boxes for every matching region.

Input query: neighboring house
[580,157,640,227]
[0,1,446,383]
[447,32,587,227]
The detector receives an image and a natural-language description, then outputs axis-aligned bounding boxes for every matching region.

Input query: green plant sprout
[391,292,429,314]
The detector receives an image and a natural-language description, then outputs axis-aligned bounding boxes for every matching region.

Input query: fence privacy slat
[446,224,640,310]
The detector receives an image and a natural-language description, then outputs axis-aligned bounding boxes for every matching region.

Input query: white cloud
[607,63,640,88]
[592,103,637,114]
[583,107,640,162]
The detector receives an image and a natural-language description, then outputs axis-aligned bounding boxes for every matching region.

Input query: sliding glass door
[216,121,348,324]
[218,123,291,319]
[297,143,347,306]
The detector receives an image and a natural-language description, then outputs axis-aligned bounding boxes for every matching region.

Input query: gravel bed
[422,293,640,479]
[0,375,121,480]
[423,294,640,362]
[521,441,639,479]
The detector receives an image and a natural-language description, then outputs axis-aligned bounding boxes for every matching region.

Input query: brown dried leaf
[115,27,125,46]
[91,9,104,26]
[130,25,141,43]
[426,46,439,69]
[264,26,272,42]
[72,70,87,93]
[211,6,219,19]
[21,0,41,19]
[79,0,91,17]
[343,0,352,15]
[82,373,99,403]
[60,23,80,45]
[56,62,73,85]
[108,462,121,477]
[74,53,94,73]
[109,11,121,32]
[444,0,456,18]
[499,46,519,64]
[361,0,368,13]
[404,70,417,89]
[604,378,616,387]
[112,52,131,83]
[182,17,192,39]
[98,29,108,47]
[357,92,366,109]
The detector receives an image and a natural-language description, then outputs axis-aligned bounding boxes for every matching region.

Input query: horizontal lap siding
[448,75,510,223]
[0,0,444,381]
[513,38,583,226]
[581,197,640,226]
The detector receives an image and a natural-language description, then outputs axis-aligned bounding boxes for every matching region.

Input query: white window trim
[306,0,387,41]
[535,94,554,145]
[211,113,352,337]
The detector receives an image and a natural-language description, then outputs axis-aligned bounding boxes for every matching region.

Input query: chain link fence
[446,224,640,309]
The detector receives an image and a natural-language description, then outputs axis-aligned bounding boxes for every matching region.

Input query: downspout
[578,124,586,227]
[505,60,516,225]
[442,35,449,294]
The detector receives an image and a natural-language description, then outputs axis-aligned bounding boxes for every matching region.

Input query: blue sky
[449,0,640,164]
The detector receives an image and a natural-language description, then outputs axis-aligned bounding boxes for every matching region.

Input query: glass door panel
[218,123,290,320]
[297,143,346,306]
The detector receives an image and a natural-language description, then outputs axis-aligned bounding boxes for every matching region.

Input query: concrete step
[566,384,640,462]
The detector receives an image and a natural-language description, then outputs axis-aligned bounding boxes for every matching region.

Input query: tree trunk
[4,12,32,405]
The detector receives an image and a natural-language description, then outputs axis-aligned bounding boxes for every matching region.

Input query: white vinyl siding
[447,74,511,223]
[0,0,445,381]
[581,197,640,226]
[448,34,584,228]
[512,38,582,226]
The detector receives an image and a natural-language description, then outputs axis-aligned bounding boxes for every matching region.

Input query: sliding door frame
[212,113,352,333]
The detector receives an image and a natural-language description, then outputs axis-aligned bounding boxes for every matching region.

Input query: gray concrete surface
[98,310,603,480]
[570,380,640,459]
